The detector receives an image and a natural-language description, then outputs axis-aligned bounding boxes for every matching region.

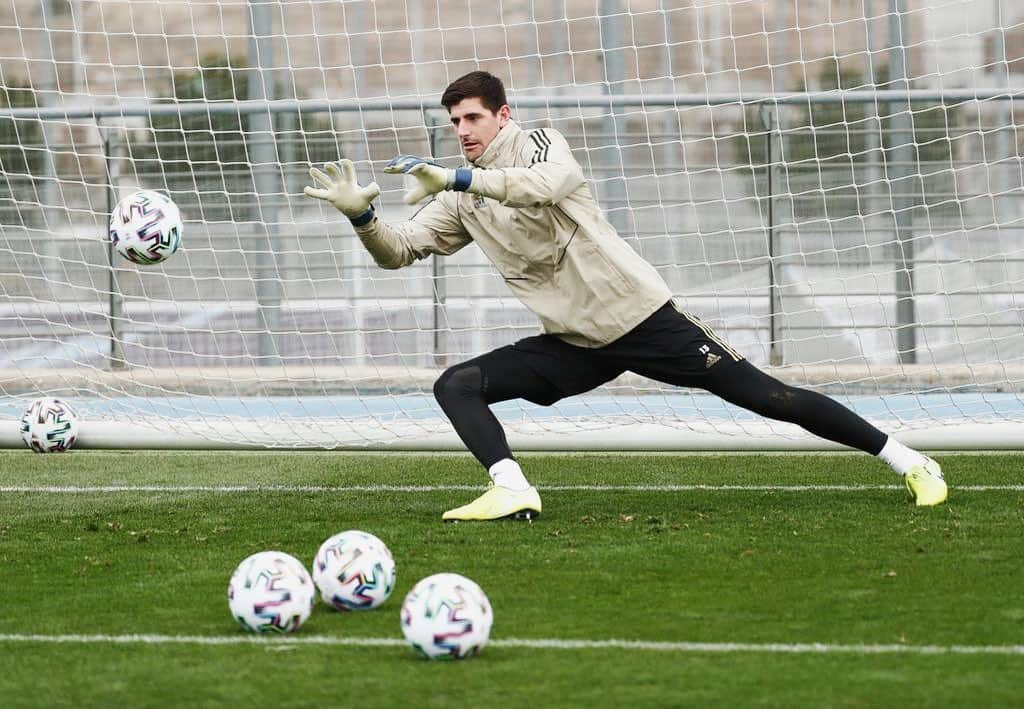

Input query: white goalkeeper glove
[384,155,472,205]
[304,159,381,226]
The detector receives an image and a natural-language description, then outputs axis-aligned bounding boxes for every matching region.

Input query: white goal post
[0,0,1022,450]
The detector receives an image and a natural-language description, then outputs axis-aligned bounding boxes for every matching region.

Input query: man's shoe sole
[444,509,540,524]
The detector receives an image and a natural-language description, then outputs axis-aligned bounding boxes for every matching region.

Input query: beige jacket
[353,120,672,348]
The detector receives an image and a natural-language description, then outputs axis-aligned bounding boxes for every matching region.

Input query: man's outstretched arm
[385,129,585,208]
[305,159,470,269]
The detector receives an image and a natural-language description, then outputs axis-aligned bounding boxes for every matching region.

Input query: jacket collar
[471,120,521,168]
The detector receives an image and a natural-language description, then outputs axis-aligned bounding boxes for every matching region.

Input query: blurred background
[0,1,1022,447]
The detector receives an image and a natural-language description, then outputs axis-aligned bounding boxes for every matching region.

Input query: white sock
[876,437,929,476]
[488,458,531,491]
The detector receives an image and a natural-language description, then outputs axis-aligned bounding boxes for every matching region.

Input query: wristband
[349,207,376,227]
[451,168,472,192]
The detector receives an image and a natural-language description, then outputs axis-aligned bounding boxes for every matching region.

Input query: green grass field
[2,450,1022,708]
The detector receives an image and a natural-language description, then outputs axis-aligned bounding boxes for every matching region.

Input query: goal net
[0,0,1022,450]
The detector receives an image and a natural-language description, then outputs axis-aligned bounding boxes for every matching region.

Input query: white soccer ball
[312,530,396,611]
[109,189,182,265]
[400,572,493,660]
[228,550,316,633]
[19,397,80,453]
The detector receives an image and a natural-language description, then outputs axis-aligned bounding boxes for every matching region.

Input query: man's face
[448,97,511,161]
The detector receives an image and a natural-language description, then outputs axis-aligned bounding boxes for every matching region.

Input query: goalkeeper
[304,70,947,521]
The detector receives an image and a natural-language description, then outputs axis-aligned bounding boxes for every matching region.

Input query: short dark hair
[441,71,507,114]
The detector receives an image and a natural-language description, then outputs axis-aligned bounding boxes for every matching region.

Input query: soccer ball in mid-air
[19,397,80,453]
[228,551,316,633]
[109,189,182,265]
[400,572,493,660]
[312,530,396,611]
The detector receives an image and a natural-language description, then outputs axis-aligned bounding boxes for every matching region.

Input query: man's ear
[498,104,511,126]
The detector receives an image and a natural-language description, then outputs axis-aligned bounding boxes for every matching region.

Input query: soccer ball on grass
[400,572,493,660]
[19,396,80,453]
[228,550,316,633]
[312,529,396,611]
[109,189,182,265]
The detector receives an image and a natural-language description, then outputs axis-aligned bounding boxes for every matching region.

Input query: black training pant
[434,301,888,468]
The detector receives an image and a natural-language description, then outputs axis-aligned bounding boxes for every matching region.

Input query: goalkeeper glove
[304,159,381,226]
[384,155,472,205]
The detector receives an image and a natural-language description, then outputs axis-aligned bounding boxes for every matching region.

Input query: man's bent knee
[433,364,485,407]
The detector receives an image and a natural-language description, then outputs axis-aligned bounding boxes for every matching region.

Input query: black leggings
[434,354,888,469]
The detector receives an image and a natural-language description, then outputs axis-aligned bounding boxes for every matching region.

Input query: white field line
[1,483,1022,493]
[0,633,1022,655]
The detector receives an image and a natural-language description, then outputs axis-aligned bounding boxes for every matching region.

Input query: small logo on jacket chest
[473,194,486,209]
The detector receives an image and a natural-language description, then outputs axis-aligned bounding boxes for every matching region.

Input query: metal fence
[0,92,1022,372]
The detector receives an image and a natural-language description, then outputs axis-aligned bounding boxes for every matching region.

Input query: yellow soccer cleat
[904,458,947,506]
[442,483,542,522]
